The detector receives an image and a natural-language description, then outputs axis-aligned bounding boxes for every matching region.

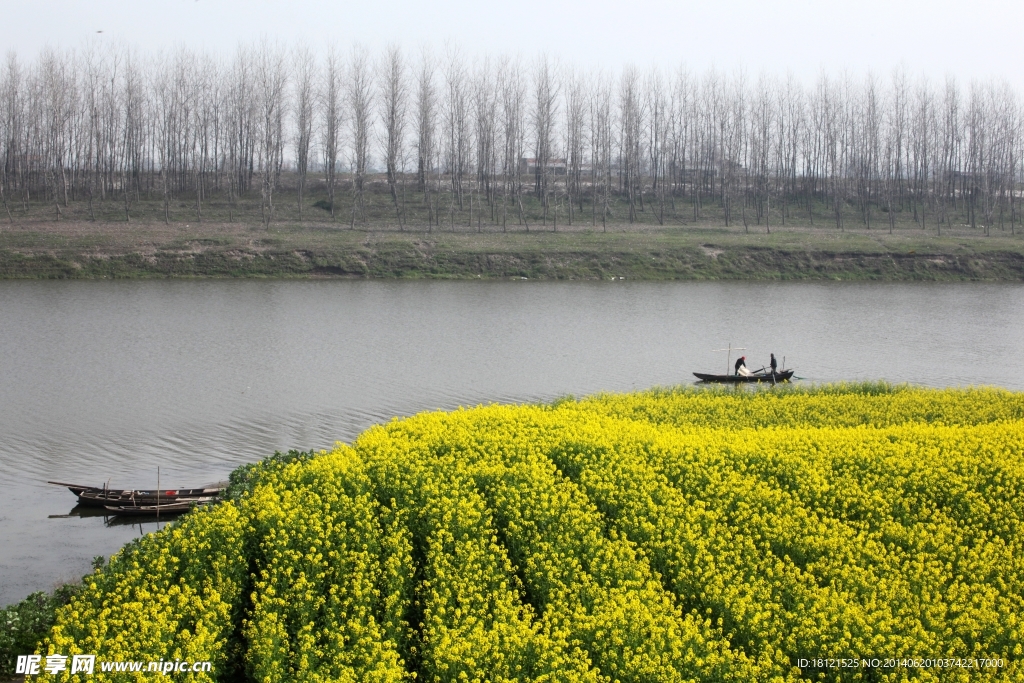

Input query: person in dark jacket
[734,356,747,375]
[770,353,778,375]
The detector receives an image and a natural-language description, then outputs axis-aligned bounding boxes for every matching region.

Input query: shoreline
[2,220,1022,281]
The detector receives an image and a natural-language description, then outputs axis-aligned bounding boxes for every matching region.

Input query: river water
[2,280,1023,606]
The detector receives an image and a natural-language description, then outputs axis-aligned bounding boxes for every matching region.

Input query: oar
[757,365,776,385]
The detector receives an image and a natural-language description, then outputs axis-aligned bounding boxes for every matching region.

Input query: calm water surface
[2,280,1023,605]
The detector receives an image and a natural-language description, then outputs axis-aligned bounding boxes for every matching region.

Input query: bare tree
[887,66,910,232]
[498,57,526,230]
[414,50,437,228]
[909,77,934,229]
[348,46,372,228]
[377,45,407,228]
[39,48,78,220]
[772,73,804,226]
[619,66,645,223]
[965,82,986,232]
[667,66,694,218]
[121,47,145,221]
[857,73,881,228]
[564,66,585,224]
[881,92,900,234]
[749,73,775,230]
[694,69,724,221]
[719,71,746,229]
[293,45,315,221]
[192,51,220,222]
[0,52,23,222]
[472,59,497,230]
[253,41,287,227]
[993,82,1019,234]
[80,44,105,221]
[224,47,254,221]
[532,55,558,227]
[589,71,613,231]
[936,76,963,233]
[645,68,668,225]
[152,53,175,223]
[815,72,845,229]
[442,46,470,229]
[319,45,343,221]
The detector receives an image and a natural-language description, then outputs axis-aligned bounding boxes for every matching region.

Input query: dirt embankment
[1,221,1022,281]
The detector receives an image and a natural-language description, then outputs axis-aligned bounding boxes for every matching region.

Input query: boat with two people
[693,368,795,383]
[694,344,794,384]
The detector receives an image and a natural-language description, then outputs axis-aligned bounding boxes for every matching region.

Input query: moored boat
[103,498,216,516]
[49,481,225,507]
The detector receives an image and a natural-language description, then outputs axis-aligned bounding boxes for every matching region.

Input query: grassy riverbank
[1,218,1023,280]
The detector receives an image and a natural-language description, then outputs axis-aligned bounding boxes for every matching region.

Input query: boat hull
[103,499,215,516]
[49,481,225,507]
[693,369,794,383]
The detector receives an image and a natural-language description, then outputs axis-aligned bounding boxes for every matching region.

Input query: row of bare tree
[1,42,1020,233]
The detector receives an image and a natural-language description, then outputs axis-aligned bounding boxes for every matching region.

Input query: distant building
[518,157,568,176]
[946,170,994,189]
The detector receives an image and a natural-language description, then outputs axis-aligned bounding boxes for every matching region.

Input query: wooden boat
[693,369,794,383]
[49,481,225,507]
[103,498,216,516]
[76,490,219,508]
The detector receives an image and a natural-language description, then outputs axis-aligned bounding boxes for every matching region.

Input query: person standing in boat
[734,356,749,376]
[770,353,778,377]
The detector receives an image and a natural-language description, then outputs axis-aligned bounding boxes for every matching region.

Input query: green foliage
[0,585,80,675]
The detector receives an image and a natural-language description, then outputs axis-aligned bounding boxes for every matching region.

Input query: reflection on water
[2,279,1023,605]
[49,503,196,527]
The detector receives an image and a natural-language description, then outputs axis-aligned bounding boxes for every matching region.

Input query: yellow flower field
[42,384,1024,681]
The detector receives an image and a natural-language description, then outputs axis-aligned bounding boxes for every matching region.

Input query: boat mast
[713,343,746,375]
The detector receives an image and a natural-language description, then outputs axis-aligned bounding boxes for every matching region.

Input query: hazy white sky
[4,0,1022,89]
